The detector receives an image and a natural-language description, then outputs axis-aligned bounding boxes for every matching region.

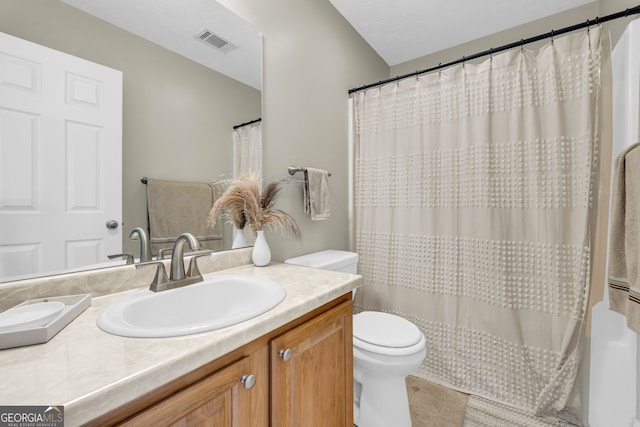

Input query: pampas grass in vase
[208,172,300,265]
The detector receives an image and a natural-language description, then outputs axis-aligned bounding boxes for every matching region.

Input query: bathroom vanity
[99,295,353,426]
[0,248,361,426]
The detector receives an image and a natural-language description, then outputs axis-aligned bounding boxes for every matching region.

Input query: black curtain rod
[348,4,640,95]
[233,117,262,130]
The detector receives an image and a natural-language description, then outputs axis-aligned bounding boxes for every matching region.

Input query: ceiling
[61,0,597,88]
[61,0,262,90]
[329,0,597,66]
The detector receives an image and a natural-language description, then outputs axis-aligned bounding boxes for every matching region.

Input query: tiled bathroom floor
[406,376,469,427]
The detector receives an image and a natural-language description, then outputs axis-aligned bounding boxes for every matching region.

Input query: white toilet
[284,250,427,427]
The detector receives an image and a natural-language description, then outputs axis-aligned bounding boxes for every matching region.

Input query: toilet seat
[353,311,425,356]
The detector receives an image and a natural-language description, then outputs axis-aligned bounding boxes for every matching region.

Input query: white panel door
[0,32,122,280]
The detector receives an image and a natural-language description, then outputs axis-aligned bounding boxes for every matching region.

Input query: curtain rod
[348,4,640,95]
[233,117,261,130]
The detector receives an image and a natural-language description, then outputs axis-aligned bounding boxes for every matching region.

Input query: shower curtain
[233,120,262,178]
[232,121,262,245]
[351,28,610,423]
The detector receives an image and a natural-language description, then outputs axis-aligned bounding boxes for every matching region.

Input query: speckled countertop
[0,255,361,426]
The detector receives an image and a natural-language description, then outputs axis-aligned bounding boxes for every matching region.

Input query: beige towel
[146,179,223,251]
[303,168,331,220]
[608,142,640,332]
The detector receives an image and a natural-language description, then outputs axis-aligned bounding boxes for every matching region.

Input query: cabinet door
[119,355,263,427]
[271,301,353,426]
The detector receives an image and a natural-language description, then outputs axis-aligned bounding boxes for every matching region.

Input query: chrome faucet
[136,232,204,292]
[129,227,152,262]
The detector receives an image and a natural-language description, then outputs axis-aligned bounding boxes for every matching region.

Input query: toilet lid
[353,311,422,348]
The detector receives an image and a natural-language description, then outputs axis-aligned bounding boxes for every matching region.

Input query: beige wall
[219,0,389,261]
[0,0,261,255]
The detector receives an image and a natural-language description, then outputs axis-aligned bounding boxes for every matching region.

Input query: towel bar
[287,166,331,177]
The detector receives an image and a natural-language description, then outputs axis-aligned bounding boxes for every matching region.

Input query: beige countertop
[0,261,362,426]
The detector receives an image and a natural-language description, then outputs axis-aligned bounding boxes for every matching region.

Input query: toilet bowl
[353,310,426,427]
[284,250,427,427]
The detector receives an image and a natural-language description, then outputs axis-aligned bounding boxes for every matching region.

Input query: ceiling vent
[196,29,237,53]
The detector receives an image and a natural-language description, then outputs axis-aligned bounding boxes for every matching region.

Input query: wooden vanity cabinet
[118,354,266,426]
[270,297,353,426]
[96,294,353,427]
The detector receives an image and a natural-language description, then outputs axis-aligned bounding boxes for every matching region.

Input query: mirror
[0,0,262,283]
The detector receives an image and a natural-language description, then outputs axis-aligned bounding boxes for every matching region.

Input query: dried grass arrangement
[208,172,300,238]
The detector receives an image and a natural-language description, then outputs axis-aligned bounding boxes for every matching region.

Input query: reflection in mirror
[0,0,262,283]
[230,118,263,248]
[233,118,263,178]
[144,177,224,253]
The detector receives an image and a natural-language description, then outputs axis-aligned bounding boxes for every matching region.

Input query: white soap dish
[0,301,65,333]
[0,294,91,349]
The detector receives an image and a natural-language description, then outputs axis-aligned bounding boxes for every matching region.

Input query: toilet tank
[284,250,359,274]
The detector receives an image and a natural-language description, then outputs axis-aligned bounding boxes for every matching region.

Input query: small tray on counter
[0,294,91,350]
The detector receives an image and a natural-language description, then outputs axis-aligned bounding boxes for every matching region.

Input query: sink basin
[97,275,286,338]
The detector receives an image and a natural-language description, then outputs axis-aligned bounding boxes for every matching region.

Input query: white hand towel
[303,168,331,220]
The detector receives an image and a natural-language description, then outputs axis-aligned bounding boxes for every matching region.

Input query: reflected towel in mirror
[146,179,223,251]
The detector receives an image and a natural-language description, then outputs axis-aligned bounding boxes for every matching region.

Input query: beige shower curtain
[233,120,262,178]
[232,121,262,245]
[352,28,610,423]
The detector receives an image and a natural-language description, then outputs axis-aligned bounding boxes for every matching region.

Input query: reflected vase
[232,226,248,249]
[252,230,271,267]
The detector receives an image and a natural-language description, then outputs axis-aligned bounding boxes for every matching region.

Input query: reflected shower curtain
[352,28,609,422]
[232,121,262,245]
[233,120,262,177]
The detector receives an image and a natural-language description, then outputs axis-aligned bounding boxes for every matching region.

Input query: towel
[608,142,640,332]
[146,179,223,251]
[303,168,331,220]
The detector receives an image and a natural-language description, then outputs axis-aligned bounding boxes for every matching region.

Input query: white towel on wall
[303,168,331,220]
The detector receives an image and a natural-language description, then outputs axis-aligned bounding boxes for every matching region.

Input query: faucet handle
[187,253,210,278]
[108,253,134,264]
[136,261,169,292]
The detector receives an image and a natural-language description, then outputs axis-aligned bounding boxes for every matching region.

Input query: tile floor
[406,376,469,427]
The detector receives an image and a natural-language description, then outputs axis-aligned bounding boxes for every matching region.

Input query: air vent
[196,29,237,52]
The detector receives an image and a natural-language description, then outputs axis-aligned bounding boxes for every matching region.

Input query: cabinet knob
[241,374,256,390]
[278,348,292,362]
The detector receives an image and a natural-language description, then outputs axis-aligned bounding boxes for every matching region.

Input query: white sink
[97,275,286,338]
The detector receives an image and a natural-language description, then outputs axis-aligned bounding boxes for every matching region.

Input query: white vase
[252,229,271,267]
[232,226,248,249]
